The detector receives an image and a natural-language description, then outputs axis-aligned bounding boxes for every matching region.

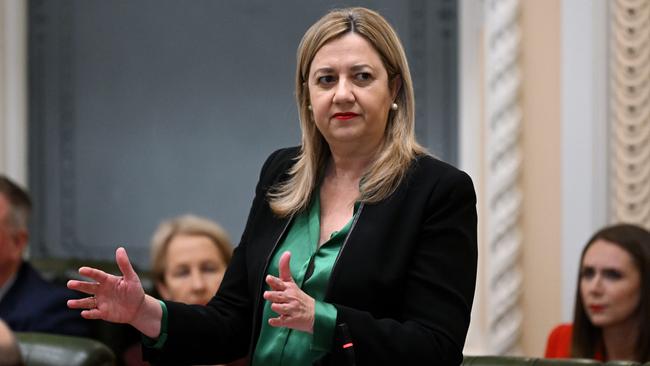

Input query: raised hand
[67,247,162,337]
[263,251,316,333]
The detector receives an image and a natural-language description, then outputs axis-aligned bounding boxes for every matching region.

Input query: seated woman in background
[149,214,232,305]
[124,214,238,366]
[545,223,650,362]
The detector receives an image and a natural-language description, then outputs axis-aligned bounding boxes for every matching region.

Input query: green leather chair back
[463,356,537,365]
[535,359,607,366]
[16,332,115,366]
[463,356,644,366]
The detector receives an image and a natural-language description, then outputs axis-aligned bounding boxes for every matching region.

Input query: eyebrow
[581,264,625,272]
[311,64,374,76]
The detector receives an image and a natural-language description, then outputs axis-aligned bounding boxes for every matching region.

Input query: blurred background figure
[0,175,89,337]
[0,318,23,366]
[545,223,650,362]
[150,214,232,305]
[124,214,241,366]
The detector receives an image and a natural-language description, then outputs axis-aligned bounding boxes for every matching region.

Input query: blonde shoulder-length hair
[150,214,233,285]
[268,7,426,217]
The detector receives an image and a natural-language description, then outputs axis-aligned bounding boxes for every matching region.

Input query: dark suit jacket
[0,261,90,337]
[145,147,478,366]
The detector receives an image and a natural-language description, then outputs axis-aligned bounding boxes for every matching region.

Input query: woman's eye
[603,269,623,280]
[580,267,595,279]
[317,75,336,85]
[355,72,372,81]
[171,268,190,278]
[201,264,219,274]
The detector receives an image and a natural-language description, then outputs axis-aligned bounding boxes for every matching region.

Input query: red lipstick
[588,305,605,313]
[333,112,359,120]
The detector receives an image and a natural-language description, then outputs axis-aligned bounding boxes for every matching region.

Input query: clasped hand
[263,251,316,334]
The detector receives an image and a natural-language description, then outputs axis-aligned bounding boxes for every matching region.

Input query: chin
[588,315,615,328]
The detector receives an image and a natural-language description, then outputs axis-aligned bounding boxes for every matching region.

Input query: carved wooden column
[484,0,523,354]
[611,0,650,228]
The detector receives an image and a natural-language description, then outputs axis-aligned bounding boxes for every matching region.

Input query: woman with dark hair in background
[545,223,650,362]
[68,7,477,365]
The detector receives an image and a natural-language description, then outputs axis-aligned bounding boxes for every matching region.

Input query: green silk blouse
[251,195,356,366]
[145,194,356,365]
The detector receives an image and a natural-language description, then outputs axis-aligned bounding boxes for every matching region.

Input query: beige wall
[461,0,569,355]
[520,0,563,356]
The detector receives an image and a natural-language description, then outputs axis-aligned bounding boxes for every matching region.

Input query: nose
[332,78,355,104]
[585,274,604,296]
[190,270,206,292]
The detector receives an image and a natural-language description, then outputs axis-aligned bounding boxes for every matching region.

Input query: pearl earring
[308,105,312,111]
[391,102,398,111]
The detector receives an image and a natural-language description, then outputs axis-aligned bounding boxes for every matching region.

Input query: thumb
[116,247,139,282]
[278,251,293,282]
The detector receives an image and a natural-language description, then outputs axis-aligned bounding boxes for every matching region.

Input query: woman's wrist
[130,294,163,338]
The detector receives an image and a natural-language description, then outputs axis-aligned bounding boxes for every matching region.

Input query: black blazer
[0,261,90,337]
[144,147,477,366]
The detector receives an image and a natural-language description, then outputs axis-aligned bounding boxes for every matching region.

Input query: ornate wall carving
[611,0,650,228]
[484,0,523,355]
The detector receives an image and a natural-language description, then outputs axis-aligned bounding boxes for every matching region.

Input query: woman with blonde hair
[124,214,241,366]
[69,7,477,365]
[149,214,232,305]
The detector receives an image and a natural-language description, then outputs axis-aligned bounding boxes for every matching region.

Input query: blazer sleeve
[143,148,288,365]
[333,168,478,366]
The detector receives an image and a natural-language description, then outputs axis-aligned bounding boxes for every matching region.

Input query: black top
[144,146,478,366]
[0,261,90,337]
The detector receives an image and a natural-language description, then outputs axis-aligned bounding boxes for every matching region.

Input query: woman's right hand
[67,247,162,337]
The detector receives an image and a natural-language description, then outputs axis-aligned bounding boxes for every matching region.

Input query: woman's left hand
[263,251,315,333]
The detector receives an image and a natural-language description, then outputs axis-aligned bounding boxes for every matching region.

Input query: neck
[327,141,381,181]
[326,151,375,184]
[601,315,640,361]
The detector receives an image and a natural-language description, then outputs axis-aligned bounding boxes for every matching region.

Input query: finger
[67,297,95,310]
[263,290,287,303]
[116,247,139,282]
[278,251,293,282]
[78,266,110,283]
[68,296,96,309]
[81,296,97,309]
[270,302,286,314]
[67,298,85,309]
[268,316,286,328]
[80,308,104,320]
[67,280,98,295]
[265,275,286,291]
[271,302,291,315]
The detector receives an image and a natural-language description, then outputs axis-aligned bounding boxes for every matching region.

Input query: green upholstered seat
[463,356,538,365]
[16,332,115,366]
[535,359,606,366]
[463,356,642,366]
